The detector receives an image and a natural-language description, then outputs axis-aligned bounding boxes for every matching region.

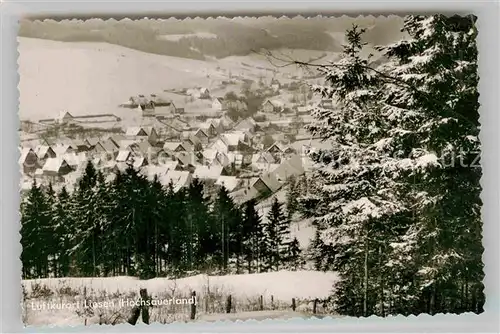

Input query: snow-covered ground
[23,270,337,301]
[23,270,338,327]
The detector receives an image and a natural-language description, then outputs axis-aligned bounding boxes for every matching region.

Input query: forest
[21,163,304,280]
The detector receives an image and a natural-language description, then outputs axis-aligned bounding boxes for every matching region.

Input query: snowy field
[17,37,294,123]
[23,270,338,326]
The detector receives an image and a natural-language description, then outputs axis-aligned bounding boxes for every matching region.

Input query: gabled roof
[195,128,209,138]
[163,141,184,151]
[267,142,285,152]
[126,127,148,136]
[61,152,87,168]
[19,147,36,164]
[216,176,240,192]
[176,151,195,167]
[253,172,281,193]
[159,170,192,192]
[255,151,276,164]
[42,157,70,172]
[133,157,148,169]
[85,137,100,147]
[53,144,72,155]
[186,134,202,147]
[134,140,153,155]
[116,150,132,162]
[193,165,223,180]
[101,140,118,153]
[272,154,305,180]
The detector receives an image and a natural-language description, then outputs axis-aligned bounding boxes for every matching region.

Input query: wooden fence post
[313,298,318,314]
[292,298,296,311]
[190,291,197,320]
[128,288,150,325]
[259,295,264,311]
[226,295,232,314]
[140,288,150,325]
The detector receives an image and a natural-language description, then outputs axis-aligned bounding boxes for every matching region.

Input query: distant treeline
[18,17,405,60]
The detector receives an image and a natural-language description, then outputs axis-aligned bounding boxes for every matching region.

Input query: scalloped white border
[3,1,499,333]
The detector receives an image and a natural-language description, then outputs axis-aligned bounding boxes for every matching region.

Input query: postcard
[17,14,484,327]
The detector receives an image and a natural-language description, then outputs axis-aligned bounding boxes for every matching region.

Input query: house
[42,157,73,176]
[251,172,281,195]
[194,128,210,144]
[53,144,76,156]
[252,151,277,170]
[200,121,219,137]
[272,154,305,182]
[193,165,226,181]
[72,139,89,153]
[61,152,87,170]
[149,94,176,111]
[104,135,125,151]
[163,141,189,152]
[189,87,210,99]
[35,145,56,161]
[133,157,148,169]
[57,111,74,124]
[84,137,100,148]
[19,147,38,174]
[185,135,202,151]
[211,131,251,153]
[212,97,227,111]
[262,99,284,113]
[219,115,235,130]
[159,170,192,192]
[212,151,232,168]
[215,176,241,192]
[101,140,119,155]
[175,151,197,171]
[198,87,211,99]
[116,150,133,163]
[126,126,149,137]
[234,117,257,133]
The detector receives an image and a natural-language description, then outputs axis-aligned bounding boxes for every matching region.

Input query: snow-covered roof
[222,131,246,146]
[116,150,131,162]
[216,176,240,192]
[119,139,136,150]
[202,148,218,161]
[61,152,87,168]
[159,170,192,192]
[133,157,147,169]
[272,154,305,181]
[195,128,209,137]
[42,157,69,172]
[193,165,223,180]
[163,142,183,151]
[35,145,54,158]
[19,147,35,164]
[53,144,71,155]
[126,127,148,136]
[255,151,276,164]
[253,172,281,193]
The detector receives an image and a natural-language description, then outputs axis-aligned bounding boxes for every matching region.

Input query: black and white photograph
[17,14,485,327]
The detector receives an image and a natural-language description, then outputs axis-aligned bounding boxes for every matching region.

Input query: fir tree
[263,198,290,271]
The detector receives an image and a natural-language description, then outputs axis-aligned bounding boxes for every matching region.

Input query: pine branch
[253,49,479,130]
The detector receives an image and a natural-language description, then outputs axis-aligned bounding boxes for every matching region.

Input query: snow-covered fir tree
[300,15,483,316]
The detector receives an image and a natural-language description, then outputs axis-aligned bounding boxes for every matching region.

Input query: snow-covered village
[18,15,484,326]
